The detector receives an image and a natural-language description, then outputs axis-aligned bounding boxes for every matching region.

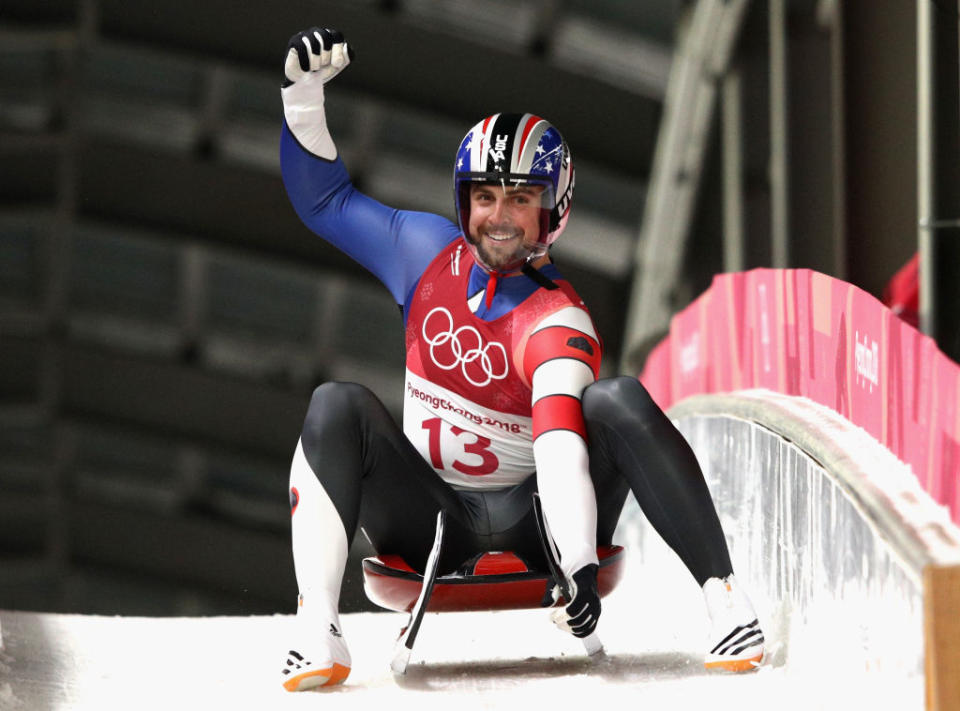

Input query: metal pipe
[917,0,960,363]
[722,67,746,273]
[769,0,791,268]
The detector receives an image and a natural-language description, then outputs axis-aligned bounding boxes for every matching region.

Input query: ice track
[1,551,905,711]
[0,581,787,711]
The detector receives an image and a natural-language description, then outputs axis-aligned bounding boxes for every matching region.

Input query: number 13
[421,417,499,476]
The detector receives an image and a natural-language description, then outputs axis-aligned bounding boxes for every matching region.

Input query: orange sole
[704,654,763,672]
[283,663,351,691]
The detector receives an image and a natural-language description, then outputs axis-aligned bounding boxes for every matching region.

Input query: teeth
[487,233,517,242]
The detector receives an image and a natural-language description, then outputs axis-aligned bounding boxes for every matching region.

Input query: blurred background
[0,0,953,616]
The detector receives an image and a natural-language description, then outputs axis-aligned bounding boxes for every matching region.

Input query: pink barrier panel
[640,268,960,525]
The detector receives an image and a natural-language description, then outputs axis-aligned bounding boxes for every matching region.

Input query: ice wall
[615,390,960,709]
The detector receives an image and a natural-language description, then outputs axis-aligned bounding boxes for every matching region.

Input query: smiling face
[465,182,548,272]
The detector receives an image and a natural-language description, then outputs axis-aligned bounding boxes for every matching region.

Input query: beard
[467,231,532,272]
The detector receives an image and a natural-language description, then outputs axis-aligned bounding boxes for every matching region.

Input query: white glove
[281,27,353,160]
[283,27,353,87]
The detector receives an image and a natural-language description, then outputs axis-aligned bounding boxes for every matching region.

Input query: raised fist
[283,27,353,87]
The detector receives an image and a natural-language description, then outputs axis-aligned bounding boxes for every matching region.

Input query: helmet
[453,113,574,274]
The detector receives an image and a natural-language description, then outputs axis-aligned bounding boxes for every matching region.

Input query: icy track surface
[0,561,894,711]
[1,601,777,711]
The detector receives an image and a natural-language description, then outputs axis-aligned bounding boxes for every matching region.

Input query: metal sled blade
[390,509,446,675]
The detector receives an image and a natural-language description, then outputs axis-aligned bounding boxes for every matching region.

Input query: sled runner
[362,543,625,614]
[372,496,624,673]
[390,510,447,674]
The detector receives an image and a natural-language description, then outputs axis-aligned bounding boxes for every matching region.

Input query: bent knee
[582,376,660,423]
[302,381,377,450]
[307,381,376,416]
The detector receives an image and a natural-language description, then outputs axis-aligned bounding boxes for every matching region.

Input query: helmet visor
[455,173,555,273]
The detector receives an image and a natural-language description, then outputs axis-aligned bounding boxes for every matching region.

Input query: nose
[488,197,510,224]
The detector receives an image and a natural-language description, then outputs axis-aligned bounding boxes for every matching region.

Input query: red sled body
[362,545,625,613]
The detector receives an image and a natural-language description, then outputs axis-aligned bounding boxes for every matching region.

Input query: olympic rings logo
[421,307,508,387]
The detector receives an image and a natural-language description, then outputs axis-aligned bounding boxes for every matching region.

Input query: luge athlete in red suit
[277,27,765,691]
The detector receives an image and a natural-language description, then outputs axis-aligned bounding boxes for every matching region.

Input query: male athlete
[278,28,765,691]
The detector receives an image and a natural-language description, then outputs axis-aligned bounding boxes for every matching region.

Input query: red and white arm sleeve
[523,307,602,579]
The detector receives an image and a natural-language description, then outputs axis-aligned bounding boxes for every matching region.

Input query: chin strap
[521,262,559,291]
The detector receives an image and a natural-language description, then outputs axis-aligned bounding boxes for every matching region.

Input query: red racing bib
[403,241,592,489]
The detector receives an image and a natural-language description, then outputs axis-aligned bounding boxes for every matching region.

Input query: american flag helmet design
[453,113,575,270]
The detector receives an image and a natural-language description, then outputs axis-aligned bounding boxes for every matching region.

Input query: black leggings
[299,377,732,585]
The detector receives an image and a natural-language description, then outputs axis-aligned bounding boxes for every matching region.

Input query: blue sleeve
[280,122,461,306]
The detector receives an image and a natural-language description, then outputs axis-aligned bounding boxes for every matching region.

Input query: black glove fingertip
[295,35,311,72]
[317,27,334,51]
[308,26,323,54]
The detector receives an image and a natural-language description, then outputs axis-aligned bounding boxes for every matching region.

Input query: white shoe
[281,603,352,691]
[702,575,765,671]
